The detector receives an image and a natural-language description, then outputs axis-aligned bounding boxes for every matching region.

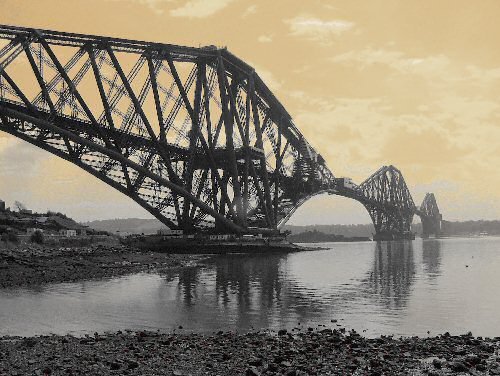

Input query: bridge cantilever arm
[0,105,245,234]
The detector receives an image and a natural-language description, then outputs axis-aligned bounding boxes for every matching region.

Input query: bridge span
[0,25,441,240]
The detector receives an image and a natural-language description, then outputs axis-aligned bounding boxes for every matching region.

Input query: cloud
[290,97,390,179]
[0,137,50,178]
[170,0,236,18]
[286,16,355,44]
[249,62,284,91]
[242,4,257,17]
[329,47,500,144]
[331,48,500,87]
[257,34,273,43]
[378,127,471,171]
[331,48,453,82]
[105,0,172,15]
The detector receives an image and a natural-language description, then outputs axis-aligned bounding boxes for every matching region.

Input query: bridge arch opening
[282,193,374,233]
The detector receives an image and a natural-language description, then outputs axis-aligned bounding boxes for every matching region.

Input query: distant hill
[440,220,500,236]
[82,218,377,236]
[83,218,377,236]
[83,218,164,234]
[283,224,376,237]
[83,220,383,237]
[82,218,500,237]
[287,230,370,243]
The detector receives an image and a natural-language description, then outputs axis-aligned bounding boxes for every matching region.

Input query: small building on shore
[157,228,183,237]
[49,216,88,237]
[209,234,233,241]
[59,229,77,237]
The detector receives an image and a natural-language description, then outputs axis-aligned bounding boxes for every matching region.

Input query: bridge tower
[418,193,442,238]
[358,166,415,241]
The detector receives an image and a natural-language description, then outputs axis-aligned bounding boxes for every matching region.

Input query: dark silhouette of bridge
[0,25,442,240]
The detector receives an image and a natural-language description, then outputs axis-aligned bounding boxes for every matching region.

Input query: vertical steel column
[216,52,243,225]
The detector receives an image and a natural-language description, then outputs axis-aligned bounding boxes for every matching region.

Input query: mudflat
[0,245,205,288]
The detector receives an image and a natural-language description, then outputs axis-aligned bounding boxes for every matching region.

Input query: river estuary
[1,237,499,338]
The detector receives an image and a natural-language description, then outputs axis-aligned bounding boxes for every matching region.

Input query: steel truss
[0,25,442,238]
[417,193,442,237]
[358,165,415,240]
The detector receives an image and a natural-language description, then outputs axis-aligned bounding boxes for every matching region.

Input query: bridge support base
[373,231,415,241]
[421,217,442,238]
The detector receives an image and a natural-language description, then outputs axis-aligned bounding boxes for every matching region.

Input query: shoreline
[0,242,318,289]
[0,244,208,289]
[1,329,499,375]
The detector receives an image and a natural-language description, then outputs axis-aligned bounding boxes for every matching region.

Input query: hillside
[83,218,164,235]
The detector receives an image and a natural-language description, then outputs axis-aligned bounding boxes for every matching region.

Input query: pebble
[1,328,500,375]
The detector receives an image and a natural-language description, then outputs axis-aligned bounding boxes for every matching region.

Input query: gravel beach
[1,329,499,375]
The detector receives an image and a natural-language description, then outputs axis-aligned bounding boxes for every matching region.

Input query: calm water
[1,237,500,338]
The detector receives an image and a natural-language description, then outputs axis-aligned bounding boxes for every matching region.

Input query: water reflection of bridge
[367,242,416,309]
[160,241,442,329]
[422,239,442,279]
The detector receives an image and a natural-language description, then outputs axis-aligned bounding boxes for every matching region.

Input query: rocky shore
[0,245,205,288]
[1,329,499,375]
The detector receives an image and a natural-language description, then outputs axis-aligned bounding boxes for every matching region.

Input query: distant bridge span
[0,25,441,239]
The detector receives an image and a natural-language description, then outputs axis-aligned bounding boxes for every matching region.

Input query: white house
[59,229,77,237]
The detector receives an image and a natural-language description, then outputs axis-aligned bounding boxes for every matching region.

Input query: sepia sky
[1,0,500,225]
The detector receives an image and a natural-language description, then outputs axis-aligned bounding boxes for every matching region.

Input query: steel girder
[0,25,335,233]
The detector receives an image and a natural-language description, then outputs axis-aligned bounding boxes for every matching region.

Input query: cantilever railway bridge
[0,25,442,240]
